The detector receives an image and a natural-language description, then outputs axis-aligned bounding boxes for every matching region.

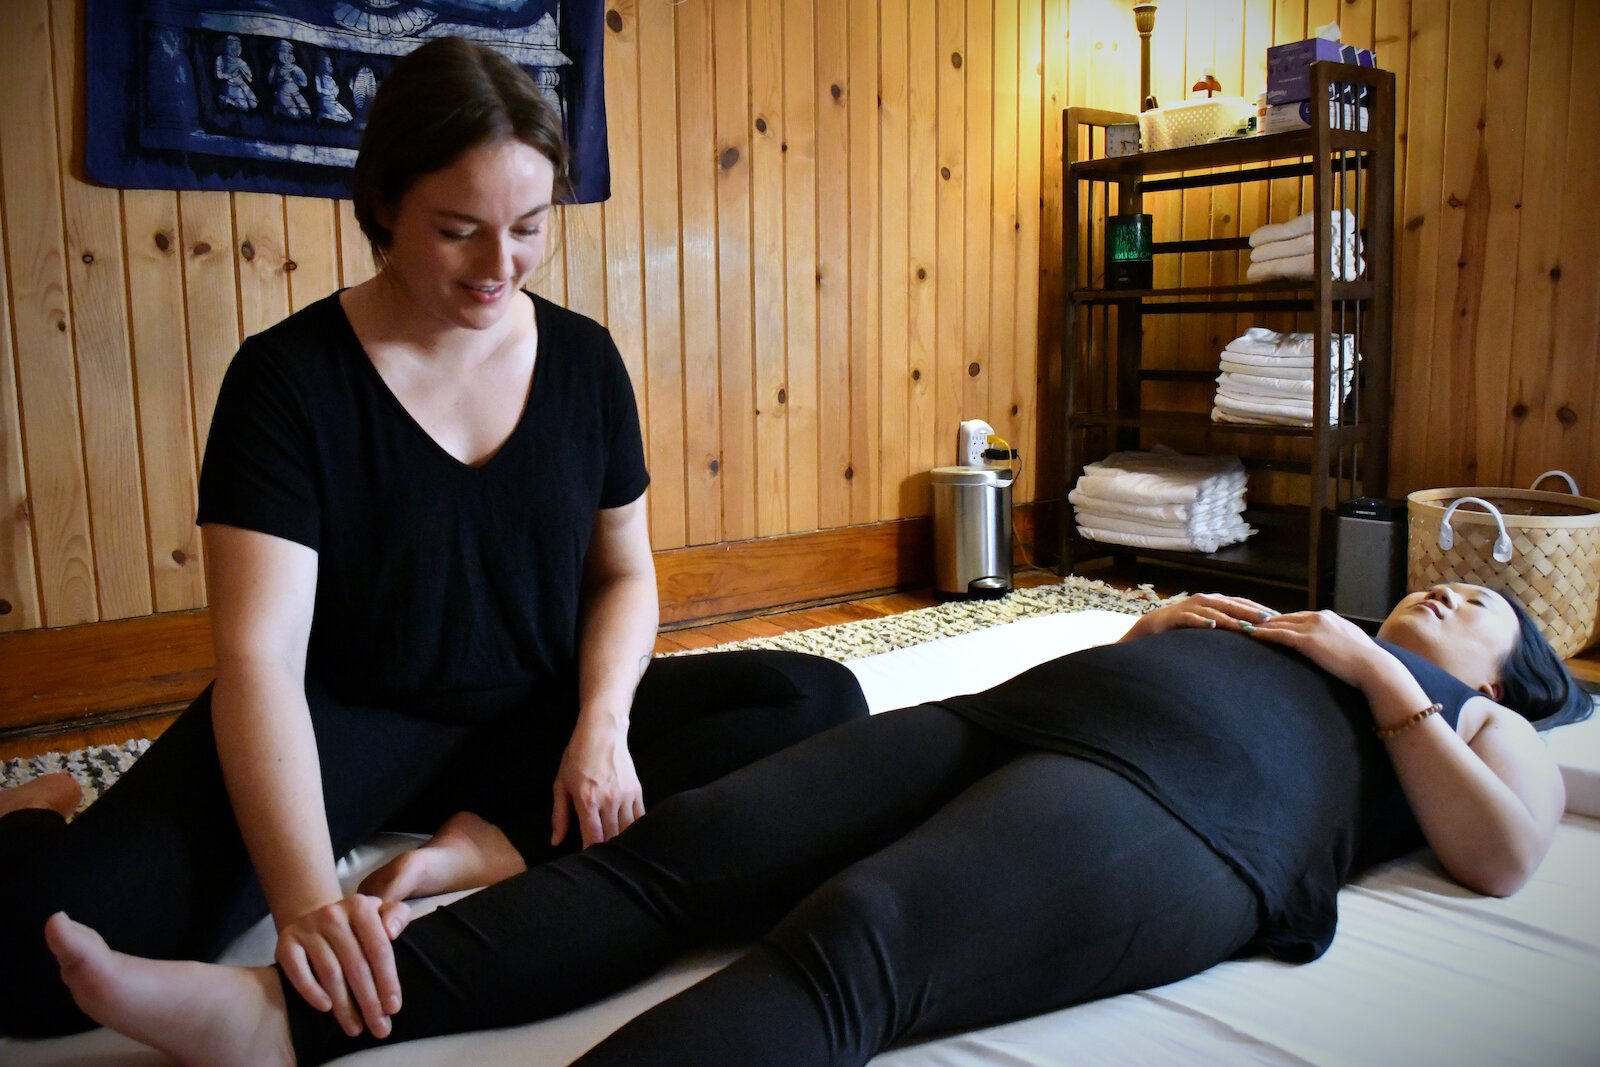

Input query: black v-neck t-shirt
[197,291,650,716]
[939,629,1478,962]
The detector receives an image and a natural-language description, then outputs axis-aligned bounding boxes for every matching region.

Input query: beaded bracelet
[1374,702,1443,740]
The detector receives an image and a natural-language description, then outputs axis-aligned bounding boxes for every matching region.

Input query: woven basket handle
[1437,496,1514,563]
[1530,470,1581,495]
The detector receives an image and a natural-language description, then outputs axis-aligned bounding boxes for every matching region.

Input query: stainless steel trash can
[931,465,1015,598]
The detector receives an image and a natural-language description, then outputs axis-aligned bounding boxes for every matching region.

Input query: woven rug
[1,576,1169,811]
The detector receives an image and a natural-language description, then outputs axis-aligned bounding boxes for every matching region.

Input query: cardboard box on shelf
[1261,98,1371,135]
[1266,39,1377,104]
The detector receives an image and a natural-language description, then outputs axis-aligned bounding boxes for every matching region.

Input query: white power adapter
[957,419,994,467]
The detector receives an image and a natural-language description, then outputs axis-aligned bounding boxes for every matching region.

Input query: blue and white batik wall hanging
[85,0,610,203]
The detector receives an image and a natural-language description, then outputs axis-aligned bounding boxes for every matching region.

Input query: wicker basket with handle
[1407,471,1600,658]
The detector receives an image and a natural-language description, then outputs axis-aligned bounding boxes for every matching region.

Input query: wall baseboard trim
[0,505,1043,736]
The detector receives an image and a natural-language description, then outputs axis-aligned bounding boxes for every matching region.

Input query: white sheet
[8,608,1599,1066]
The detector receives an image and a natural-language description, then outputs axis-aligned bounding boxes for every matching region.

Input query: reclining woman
[0,37,867,1040]
[43,582,1591,1066]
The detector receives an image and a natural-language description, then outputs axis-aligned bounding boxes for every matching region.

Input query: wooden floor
[5,564,1596,763]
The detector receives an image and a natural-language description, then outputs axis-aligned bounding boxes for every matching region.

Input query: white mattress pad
[7,608,1599,1064]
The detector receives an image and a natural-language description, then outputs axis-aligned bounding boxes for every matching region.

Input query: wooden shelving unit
[1059,64,1396,605]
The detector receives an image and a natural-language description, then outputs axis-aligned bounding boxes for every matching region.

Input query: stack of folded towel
[1212,327,1358,427]
[1246,209,1364,282]
[1070,447,1254,553]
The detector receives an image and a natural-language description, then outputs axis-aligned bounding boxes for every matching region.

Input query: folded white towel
[1248,233,1314,262]
[1216,372,1316,397]
[1223,329,1358,367]
[1248,209,1355,248]
[1078,522,1255,554]
[1246,254,1316,281]
[1211,405,1314,428]
[1068,489,1243,525]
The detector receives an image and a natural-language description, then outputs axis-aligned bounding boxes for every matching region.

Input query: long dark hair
[1499,597,1594,730]
[351,37,569,258]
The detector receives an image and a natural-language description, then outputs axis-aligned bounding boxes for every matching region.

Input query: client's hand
[276,894,412,1039]
[1247,609,1388,688]
[552,715,646,849]
[1119,592,1278,642]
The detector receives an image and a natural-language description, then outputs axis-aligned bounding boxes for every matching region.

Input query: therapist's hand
[552,713,645,849]
[276,894,412,1039]
[1119,593,1278,643]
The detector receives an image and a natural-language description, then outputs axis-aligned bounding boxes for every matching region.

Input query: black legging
[287,703,1263,1067]
[0,650,866,1037]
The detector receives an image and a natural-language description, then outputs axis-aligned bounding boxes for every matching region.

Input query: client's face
[1377,584,1520,697]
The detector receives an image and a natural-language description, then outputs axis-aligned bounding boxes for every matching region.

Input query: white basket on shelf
[1139,97,1254,152]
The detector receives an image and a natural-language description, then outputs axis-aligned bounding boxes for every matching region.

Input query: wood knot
[1405,215,1424,231]
[844,465,854,480]
[911,368,922,382]
[777,387,787,405]
[781,142,788,153]
[709,457,720,474]
[1557,405,1578,427]
[830,83,842,101]
[719,146,740,170]
[967,362,981,378]
[916,267,927,280]
[240,241,255,261]
[192,241,212,256]
[1446,193,1464,208]
[171,548,188,565]
[815,271,823,288]
[940,166,952,180]
[1011,404,1019,416]
[951,52,963,69]
[1493,53,1503,69]
[14,500,30,521]
[1511,402,1529,419]
[606,9,623,33]
[284,259,298,272]
[81,252,94,264]
[154,232,171,252]
[755,117,768,133]
[1550,264,1562,282]
[0,598,10,615]
[56,319,67,332]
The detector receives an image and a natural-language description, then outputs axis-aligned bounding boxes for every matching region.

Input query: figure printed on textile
[87,0,611,203]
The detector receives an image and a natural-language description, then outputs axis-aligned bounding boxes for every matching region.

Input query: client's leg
[0,772,81,819]
[576,754,1263,1067]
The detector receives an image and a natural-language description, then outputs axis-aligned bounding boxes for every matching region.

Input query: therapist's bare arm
[204,523,405,1038]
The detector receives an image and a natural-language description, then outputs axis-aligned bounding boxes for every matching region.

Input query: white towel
[1221,359,1356,380]
[1248,209,1356,248]
[1078,522,1254,554]
[1248,232,1314,262]
[1211,405,1314,428]
[1246,254,1316,281]
[1223,328,1358,366]
[1072,448,1253,552]
[1067,489,1242,525]
[1216,372,1316,397]
[1215,390,1313,418]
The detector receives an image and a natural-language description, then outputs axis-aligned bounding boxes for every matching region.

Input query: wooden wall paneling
[123,190,206,613]
[335,200,375,289]
[907,0,940,515]
[1266,0,1307,335]
[599,3,651,527]
[1463,0,1533,484]
[283,197,339,313]
[1013,0,1044,504]
[178,191,242,456]
[50,0,150,621]
[234,193,291,338]
[1548,0,1599,484]
[1209,3,1245,372]
[1177,4,1216,409]
[846,0,880,523]
[1390,0,1446,492]
[782,0,820,533]
[1142,0,1188,415]
[1426,1,1489,486]
[0,186,42,631]
[561,204,607,323]
[962,0,994,434]
[935,0,967,480]
[0,0,96,627]
[877,0,912,518]
[1237,0,1274,311]
[636,0,687,549]
[987,0,1021,483]
[676,0,723,546]
[815,0,854,528]
[749,0,789,537]
[712,0,756,542]
[1034,0,1070,506]
[529,219,567,308]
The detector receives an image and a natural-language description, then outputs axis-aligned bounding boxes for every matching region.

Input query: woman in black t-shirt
[41,585,1590,1066]
[0,38,866,1041]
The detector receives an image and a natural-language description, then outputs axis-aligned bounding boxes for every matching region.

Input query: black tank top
[939,629,1479,961]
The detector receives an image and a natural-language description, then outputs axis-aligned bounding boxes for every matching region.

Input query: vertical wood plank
[962,0,993,430]
[816,0,855,527]
[712,0,755,541]
[336,199,375,288]
[877,0,913,518]
[987,0,1021,481]
[233,193,291,340]
[50,0,149,621]
[846,0,881,522]
[783,0,820,532]
[124,191,206,611]
[561,203,607,325]
[284,197,339,312]
[179,191,242,458]
[908,0,940,514]
[1034,0,1069,505]
[637,0,687,549]
[0,190,42,631]
[750,0,789,536]
[935,0,967,473]
[600,1,651,529]
[1013,0,1044,505]
[676,0,723,546]
[0,0,96,626]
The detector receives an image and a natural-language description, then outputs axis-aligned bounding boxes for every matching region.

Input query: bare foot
[46,912,293,1067]
[0,772,83,819]
[359,810,527,901]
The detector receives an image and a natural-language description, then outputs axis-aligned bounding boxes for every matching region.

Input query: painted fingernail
[1239,621,1255,634]
[1205,619,1217,628]
[1259,610,1277,620]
